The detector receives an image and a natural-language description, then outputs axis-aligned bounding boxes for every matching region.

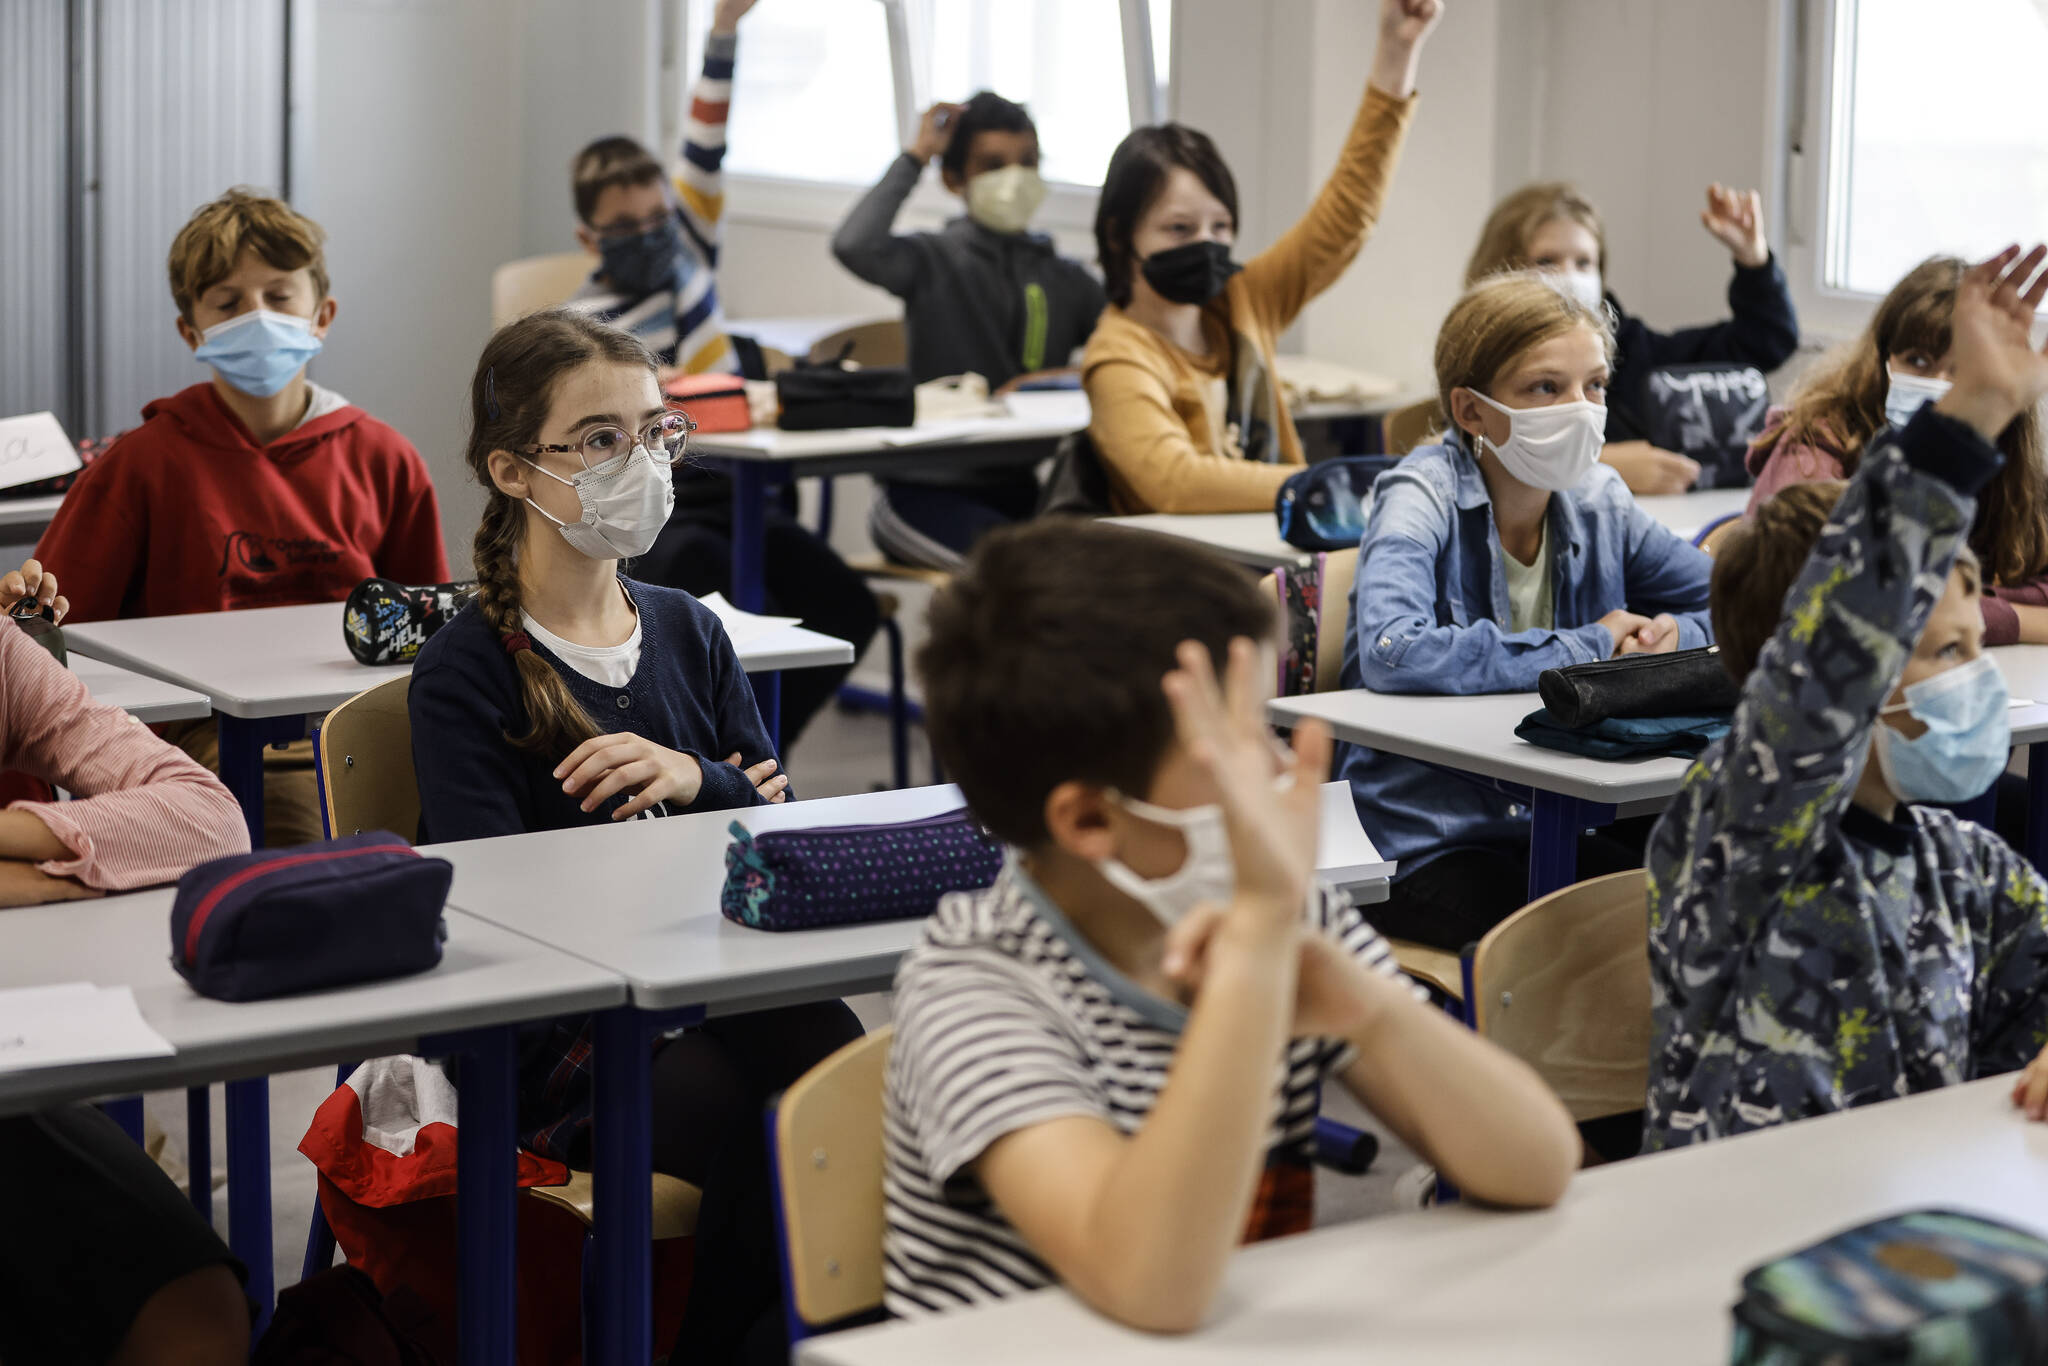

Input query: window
[681,0,1170,192]
[1788,0,2048,318]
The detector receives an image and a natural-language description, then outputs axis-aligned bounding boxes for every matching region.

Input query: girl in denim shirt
[1340,273,1713,950]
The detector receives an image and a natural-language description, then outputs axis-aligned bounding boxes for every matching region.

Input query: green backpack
[1731,1209,2048,1365]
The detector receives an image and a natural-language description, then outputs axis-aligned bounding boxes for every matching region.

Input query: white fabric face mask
[1884,370,1952,429]
[1095,793,1235,927]
[1556,269,1605,313]
[1468,388,1607,492]
[521,443,675,560]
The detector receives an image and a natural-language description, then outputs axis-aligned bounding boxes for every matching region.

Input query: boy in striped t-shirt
[887,521,1577,1330]
[565,1,745,376]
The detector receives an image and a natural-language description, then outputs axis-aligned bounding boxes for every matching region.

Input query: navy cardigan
[1604,253,1800,445]
[408,579,775,844]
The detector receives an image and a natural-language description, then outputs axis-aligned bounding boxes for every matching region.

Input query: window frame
[661,0,1169,234]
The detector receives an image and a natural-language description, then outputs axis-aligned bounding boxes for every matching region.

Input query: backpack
[251,1266,445,1365]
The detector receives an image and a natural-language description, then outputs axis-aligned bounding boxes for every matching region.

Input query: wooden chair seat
[525,1170,703,1242]
[843,556,954,590]
[1389,939,1465,1002]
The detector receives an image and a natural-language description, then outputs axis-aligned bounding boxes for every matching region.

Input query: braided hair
[463,309,657,757]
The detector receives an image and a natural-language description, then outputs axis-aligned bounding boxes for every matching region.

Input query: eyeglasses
[519,410,696,472]
[593,211,675,245]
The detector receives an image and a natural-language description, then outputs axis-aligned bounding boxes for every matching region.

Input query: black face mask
[1139,240,1242,306]
[598,219,685,298]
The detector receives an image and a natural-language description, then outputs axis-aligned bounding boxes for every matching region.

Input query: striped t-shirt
[566,31,736,375]
[882,859,1408,1319]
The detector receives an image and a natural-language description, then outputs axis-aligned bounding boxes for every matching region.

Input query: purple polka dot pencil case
[719,808,1003,931]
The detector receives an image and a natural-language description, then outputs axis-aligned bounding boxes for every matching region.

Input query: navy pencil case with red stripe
[169,833,452,1002]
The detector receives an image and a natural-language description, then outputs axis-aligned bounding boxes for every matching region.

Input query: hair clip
[502,630,532,655]
[484,366,500,421]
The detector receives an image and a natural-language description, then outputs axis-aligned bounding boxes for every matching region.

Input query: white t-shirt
[520,608,642,687]
[1503,524,1555,633]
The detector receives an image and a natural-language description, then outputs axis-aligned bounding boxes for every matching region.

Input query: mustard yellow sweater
[1082,86,1417,515]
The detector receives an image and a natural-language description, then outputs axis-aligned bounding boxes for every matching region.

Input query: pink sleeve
[1983,573,2048,647]
[0,625,249,890]
[1745,438,1849,518]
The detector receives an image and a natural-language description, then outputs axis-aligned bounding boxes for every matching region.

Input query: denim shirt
[1337,435,1714,870]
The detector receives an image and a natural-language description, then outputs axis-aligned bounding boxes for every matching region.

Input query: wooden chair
[1258,549,1460,1007]
[315,676,418,841]
[769,1027,894,1343]
[1470,869,1651,1125]
[491,251,596,329]
[1384,397,1444,456]
[806,319,906,368]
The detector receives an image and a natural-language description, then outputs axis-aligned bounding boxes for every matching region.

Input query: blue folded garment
[1514,708,1731,760]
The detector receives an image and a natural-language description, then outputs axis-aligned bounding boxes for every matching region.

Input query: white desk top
[691,410,1081,465]
[0,493,66,534]
[63,601,854,720]
[802,1076,2048,1366]
[0,887,622,1115]
[429,782,1391,1013]
[69,655,212,724]
[1637,486,1748,540]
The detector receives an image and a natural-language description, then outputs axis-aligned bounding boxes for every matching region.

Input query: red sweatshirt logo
[217,530,341,578]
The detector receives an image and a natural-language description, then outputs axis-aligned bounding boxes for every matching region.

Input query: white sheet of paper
[874,419,1013,448]
[1001,389,1092,429]
[0,982,174,1074]
[0,412,84,493]
[1317,779,1394,889]
[696,591,803,649]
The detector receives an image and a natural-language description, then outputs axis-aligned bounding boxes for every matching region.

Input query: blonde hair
[167,187,329,322]
[463,310,658,758]
[1763,254,2048,588]
[1465,182,1606,287]
[1434,271,1616,433]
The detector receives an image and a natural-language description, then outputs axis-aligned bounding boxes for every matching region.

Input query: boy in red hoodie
[37,187,450,844]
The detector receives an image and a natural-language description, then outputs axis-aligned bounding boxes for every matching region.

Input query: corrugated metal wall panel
[0,1,75,427]
[92,0,286,435]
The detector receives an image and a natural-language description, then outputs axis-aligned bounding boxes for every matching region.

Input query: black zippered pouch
[1536,645,1738,729]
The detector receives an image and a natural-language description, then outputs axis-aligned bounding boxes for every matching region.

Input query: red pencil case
[664,373,752,433]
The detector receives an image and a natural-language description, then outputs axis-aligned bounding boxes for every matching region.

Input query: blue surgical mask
[599,219,685,297]
[1884,370,1952,430]
[192,308,324,398]
[1871,654,2009,805]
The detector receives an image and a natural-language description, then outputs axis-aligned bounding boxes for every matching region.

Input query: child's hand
[1617,613,1682,656]
[1597,608,1653,655]
[725,751,789,803]
[1935,245,2048,444]
[1369,0,1443,99]
[1163,906,1399,1040]
[2011,1043,2048,1120]
[0,559,66,622]
[1700,184,1769,269]
[908,103,964,164]
[554,733,706,818]
[1160,638,1329,928]
[1601,441,1700,496]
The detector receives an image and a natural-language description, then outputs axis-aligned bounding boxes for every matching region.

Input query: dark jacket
[1604,254,1800,444]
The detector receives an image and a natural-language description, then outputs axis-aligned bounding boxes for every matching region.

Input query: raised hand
[1934,245,2048,443]
[908,102,964,165]
[1700,184,1769,269]
[1369,0,1444,99]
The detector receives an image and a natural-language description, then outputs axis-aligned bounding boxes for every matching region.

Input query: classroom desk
[1101,488,1755,577]
[0,885,622,1359]
[70,655,212,724]
[63,601,856,844]
[799,1075,2048,1366]
[429,780,1391,1366]
[0,492,66,538]
[1274,645,2048,904]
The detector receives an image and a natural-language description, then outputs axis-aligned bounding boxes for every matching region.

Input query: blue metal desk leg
[188,1086,212,1222]
[591,1006,656,1366]
[2029,742,2048,875]
[226,1077,274,1336]
[729,461,771,614]
[751,672,782,743]
[216,713,268,848]
[102,1095,143,1145]
[428,1027,518,1365]
[1527,794,1616,902]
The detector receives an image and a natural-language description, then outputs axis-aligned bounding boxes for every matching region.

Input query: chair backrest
[1260,547,1359,697]
[315,676,418,842]
[491,252,596,329]
[1470,869,1651,1123]
[806,319,907,368]
[769,1027,894,1338]
[1385,397,1444,455]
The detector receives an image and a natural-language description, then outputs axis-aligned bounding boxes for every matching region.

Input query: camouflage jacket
[1644,408,2048,1151]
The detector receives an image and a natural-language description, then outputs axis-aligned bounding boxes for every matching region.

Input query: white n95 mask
[1095,794,1235,927]
[1468,388,1607,492]
[521,443,675,560]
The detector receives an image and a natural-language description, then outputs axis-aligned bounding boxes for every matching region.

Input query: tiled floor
[153,701,1419,1303]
